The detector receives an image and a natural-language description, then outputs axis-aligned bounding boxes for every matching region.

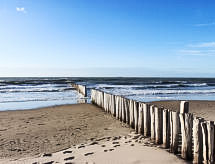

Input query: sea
[1,77,215,111]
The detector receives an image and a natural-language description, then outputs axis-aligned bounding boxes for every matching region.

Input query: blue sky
[0,0,215,77]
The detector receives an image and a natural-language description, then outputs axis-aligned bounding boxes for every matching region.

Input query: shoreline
[2,99,215,111]
[2,99,214,121]
[0,103,82,112]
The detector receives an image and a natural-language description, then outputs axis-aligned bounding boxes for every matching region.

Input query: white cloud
[179,49,215,56]
[188,42,215,48]
[16,7,26,13]
[194,22,215,27]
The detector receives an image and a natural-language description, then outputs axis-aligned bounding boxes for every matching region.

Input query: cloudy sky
[0,0,215,77]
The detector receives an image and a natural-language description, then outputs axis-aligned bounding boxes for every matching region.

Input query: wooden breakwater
[91,89,215,164]
[72,83,87,97]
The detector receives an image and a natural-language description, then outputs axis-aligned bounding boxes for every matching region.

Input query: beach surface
[151,100,215,121]
[0,104,131,160]
[1,100,214,163]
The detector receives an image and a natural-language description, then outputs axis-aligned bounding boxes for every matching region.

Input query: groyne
[72,83,87,97]
[91,89,215,164]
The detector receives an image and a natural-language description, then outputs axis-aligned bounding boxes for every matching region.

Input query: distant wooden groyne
[91,89,215,164]
[72,83,87,97]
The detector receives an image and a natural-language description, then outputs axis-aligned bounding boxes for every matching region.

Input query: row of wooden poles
[91,89,215,164]
[71,83,87,97]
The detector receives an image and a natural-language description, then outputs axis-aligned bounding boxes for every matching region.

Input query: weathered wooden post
[104,92,107,112]
[138,103,144,134]
[118,97,122,120]
[193,117,204,164]
[112,95,116,116]
[180,101,189,113]
[109,94,111,113]
[134,101,139,132]
[121,97,126,123]
[95,90,97,105]
[129,99,134,128]
[101,91,104,109]
[207,121,214,164]
[201,121,208,164]
[115,96,119,119]
[179,113,193,160]
[170,111,180,154]
[125,98,130,124]
[113,95,116,116]
[107,94,110,113]
[155,106,163,144]
[163,109,170,148]
[150,105,155,141]
[143,103,150,136]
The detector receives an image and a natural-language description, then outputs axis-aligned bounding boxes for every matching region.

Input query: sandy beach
[151,100,215,121]
[1,100,215,163]
[0,104,131,160]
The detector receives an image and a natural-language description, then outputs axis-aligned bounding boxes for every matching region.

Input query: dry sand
[2,100,214,163]
[150,100,215,121]
[3,132,188,164]
[0,104,131,160]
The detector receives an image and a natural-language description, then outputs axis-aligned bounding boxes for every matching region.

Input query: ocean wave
[0,78,71,86]
[0,87,74,93]
[95,82,208,90]
[102,88,215,96]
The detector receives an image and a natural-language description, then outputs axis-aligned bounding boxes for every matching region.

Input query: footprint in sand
[42,161,54,164]
[113,144,120,148]
[109,149,114,151]
[90,137,95,141]
[78,145,85,149]
[63,150,73,154]
[101,145,106,147]
[89,141,98,145]
[112,141,119,144]
[42,153,52,157]
[64,156,75,161]
[84,152,94,156]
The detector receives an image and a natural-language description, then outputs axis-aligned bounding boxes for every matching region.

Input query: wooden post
[125,98,130,124]
[129,100,134,128]
[121,98,126,123]
[101,91,104,109]
[143,104,150,136]
[179,113,193,160]
[113,95,116,116]
[138,103,144,134]
[163,109,170,148]
[207,121,214,164]
[150,105,155,141]
[104,93,107,112]
[201,121,208,163]
[180,101,189,113]
[155,107,163,144]
[118,97,122,120]
[170,111,180,154]
[116,96,119,119]
[134,101,139,132]
[201,121,215,164]
[193,117,204,164]
[107,94,110,113]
